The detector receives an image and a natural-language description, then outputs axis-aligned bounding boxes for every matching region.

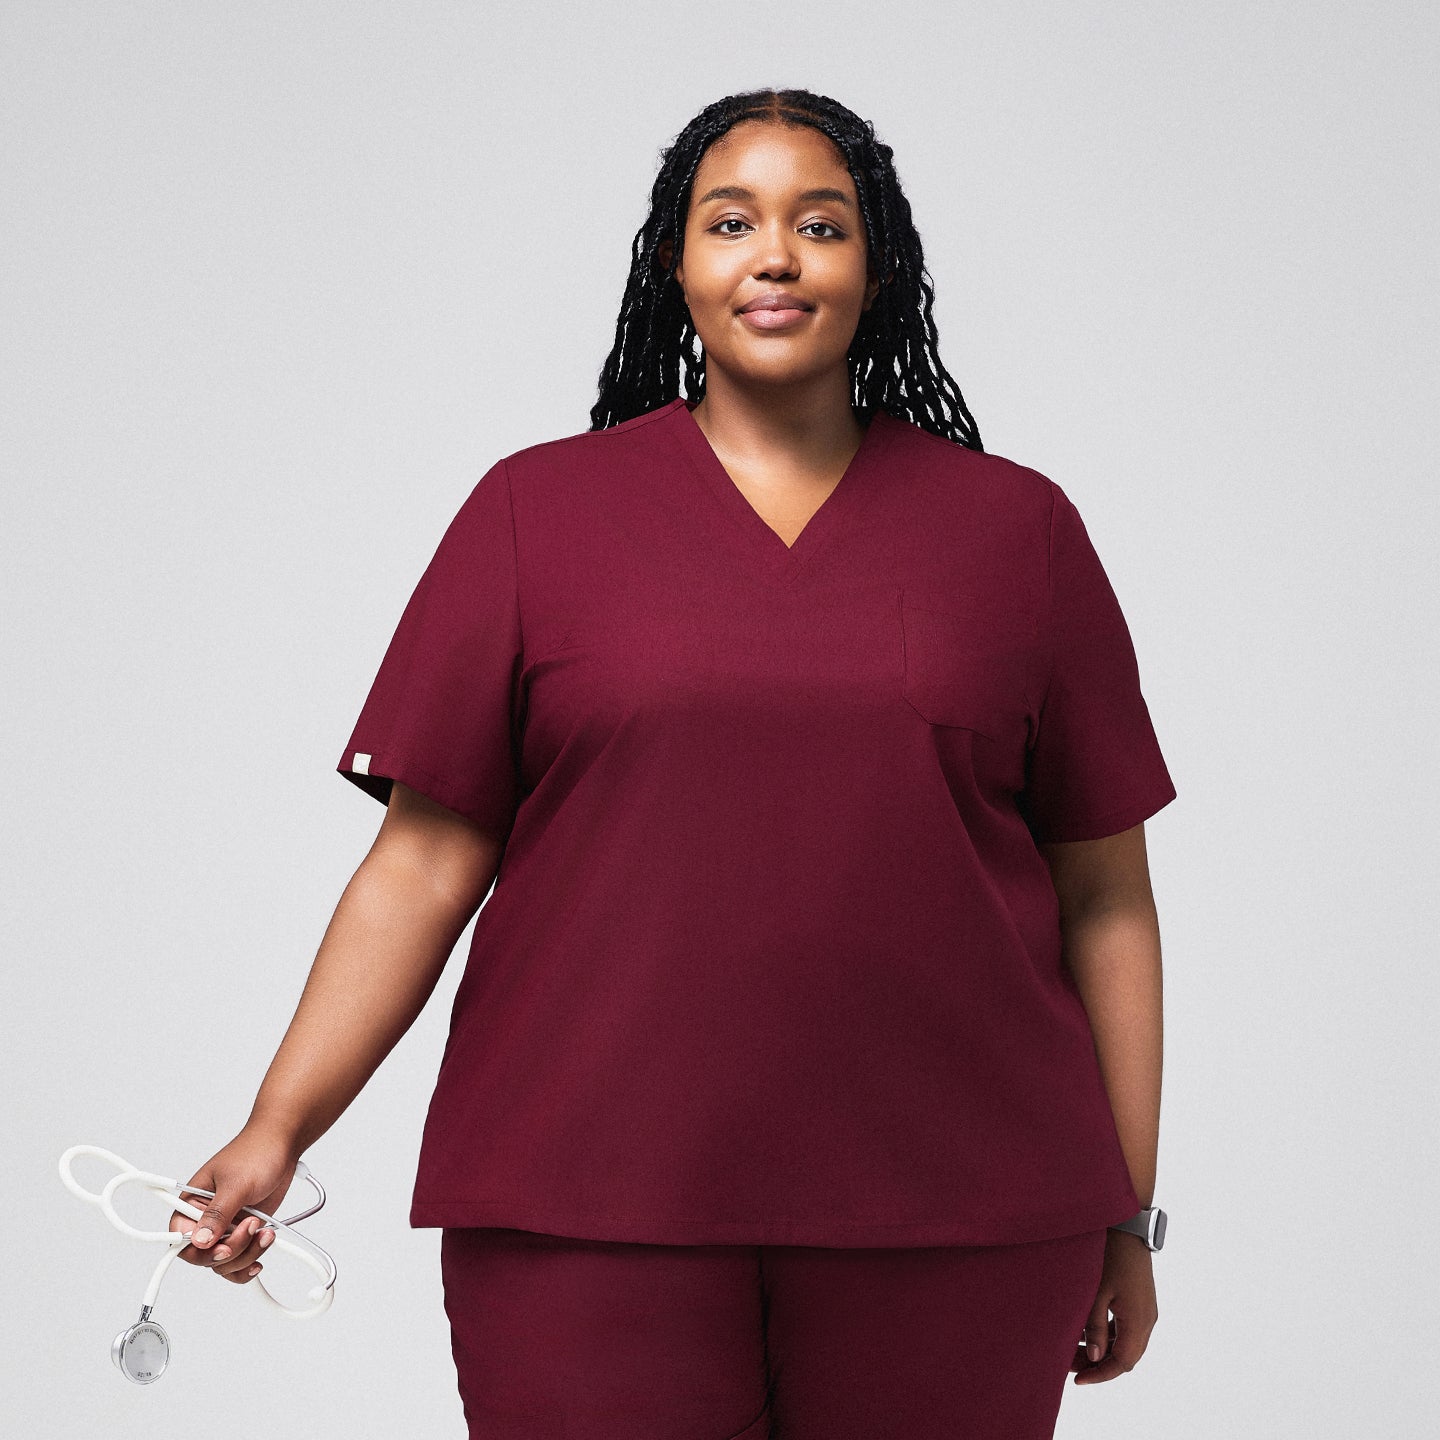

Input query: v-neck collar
[662,396,891,583]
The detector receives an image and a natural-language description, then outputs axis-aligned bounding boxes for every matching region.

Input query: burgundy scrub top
[336,396,1177,1248]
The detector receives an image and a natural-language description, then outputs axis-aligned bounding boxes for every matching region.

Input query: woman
[171,87,1175,1438]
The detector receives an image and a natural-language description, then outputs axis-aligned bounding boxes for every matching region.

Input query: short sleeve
[335,458,522,837]
[1020,481,1177,844]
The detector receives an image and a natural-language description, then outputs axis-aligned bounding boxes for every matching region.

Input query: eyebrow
[692,184,854,209]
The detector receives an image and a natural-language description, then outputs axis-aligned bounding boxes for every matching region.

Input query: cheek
[813,282,869,346]
[820,258,872,314]
[680,272,738,337]
[678,240,737,299]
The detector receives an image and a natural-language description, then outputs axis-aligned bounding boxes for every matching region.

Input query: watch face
[1151,1209,1167,1250]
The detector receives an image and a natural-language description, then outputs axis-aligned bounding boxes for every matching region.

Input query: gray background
[6,1,1435,1435]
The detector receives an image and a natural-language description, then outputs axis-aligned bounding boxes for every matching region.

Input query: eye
[711,217,752,235]
[801,221,844,238]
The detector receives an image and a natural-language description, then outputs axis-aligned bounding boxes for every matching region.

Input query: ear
[861,269,882,312]
[656,236,678,284]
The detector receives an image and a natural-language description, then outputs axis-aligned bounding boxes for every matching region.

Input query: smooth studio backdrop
[5,2,1435,1436]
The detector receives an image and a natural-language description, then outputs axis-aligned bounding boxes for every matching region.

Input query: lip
[738,291,814,314]
[737,291,815,331]
[740,307,812,331]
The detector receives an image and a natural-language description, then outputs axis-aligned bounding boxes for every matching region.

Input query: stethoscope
[59,1144,338,1384]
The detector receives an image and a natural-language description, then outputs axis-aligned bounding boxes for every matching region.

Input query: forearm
[246,848,480,1155]
[1060,899,1163,1207]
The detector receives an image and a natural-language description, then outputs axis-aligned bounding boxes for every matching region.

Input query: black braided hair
[590,87,983,451]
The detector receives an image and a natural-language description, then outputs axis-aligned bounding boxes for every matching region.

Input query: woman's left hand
[1071,1228,1158,1384]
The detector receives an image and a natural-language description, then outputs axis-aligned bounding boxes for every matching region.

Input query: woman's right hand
[166,1125,302,1285]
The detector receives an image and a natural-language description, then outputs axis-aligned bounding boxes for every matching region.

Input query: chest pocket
[899,591,1034,747]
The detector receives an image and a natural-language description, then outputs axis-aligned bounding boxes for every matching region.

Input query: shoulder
[880,410,1062,523]
[500,402,680,488]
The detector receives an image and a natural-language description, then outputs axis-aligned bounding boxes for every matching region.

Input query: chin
[722,350,835,384]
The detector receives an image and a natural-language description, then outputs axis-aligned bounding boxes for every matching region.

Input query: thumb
[167,1168,215,1241]
[1083,1298,1113,1364]
[181,1174,246,1250]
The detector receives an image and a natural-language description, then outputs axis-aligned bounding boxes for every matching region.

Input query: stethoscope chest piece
[112,1314,169,1384]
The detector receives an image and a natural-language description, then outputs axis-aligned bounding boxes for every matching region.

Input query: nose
[751,217,800,281]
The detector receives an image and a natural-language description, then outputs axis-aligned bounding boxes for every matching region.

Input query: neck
[688,370,866,470]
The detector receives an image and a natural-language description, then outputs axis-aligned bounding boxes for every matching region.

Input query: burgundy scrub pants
[439,1225,1108,1439]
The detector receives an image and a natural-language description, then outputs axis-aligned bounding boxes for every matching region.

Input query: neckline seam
[668,399,883,573]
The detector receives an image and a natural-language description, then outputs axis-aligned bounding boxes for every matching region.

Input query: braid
[590,88,983,452]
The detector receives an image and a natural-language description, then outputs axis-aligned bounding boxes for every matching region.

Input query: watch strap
[1107,1206,1166,1251]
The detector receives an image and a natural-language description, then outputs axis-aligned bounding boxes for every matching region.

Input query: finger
[1107,1309,1155,1372]
[214,1221,272,1285]
[1082,1301,1113,1364]
[235,1223,281,1283]
[205,1215,250,1271]
[1075,1316,1150,1384]
[1074,1353,1128,1384]
[1075,1339,1141,1382]
[211,1217,267,1275]
[222,1217,273,1271]
[187,1214,252,1272]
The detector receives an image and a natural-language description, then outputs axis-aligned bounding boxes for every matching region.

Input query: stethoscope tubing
[60,1144,337,1320]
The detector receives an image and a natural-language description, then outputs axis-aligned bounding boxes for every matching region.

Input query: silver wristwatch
[1107,1206,1166,1251]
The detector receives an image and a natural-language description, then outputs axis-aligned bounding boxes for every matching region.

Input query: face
[660,120,881,394]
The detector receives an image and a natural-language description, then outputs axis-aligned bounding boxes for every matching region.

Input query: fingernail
[213,1245,231,1260]
[248,1263,261,1277]
[1088,1342,1100,1361]
[259,1230,274,1248]
[194,1227,213,1245]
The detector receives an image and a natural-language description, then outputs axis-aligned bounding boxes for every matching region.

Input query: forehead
[690,120,855,201]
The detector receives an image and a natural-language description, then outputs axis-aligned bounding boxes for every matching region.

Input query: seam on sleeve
[501,456,523,660]
[1038,478,1060,718]
[1032,778,1178,844]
